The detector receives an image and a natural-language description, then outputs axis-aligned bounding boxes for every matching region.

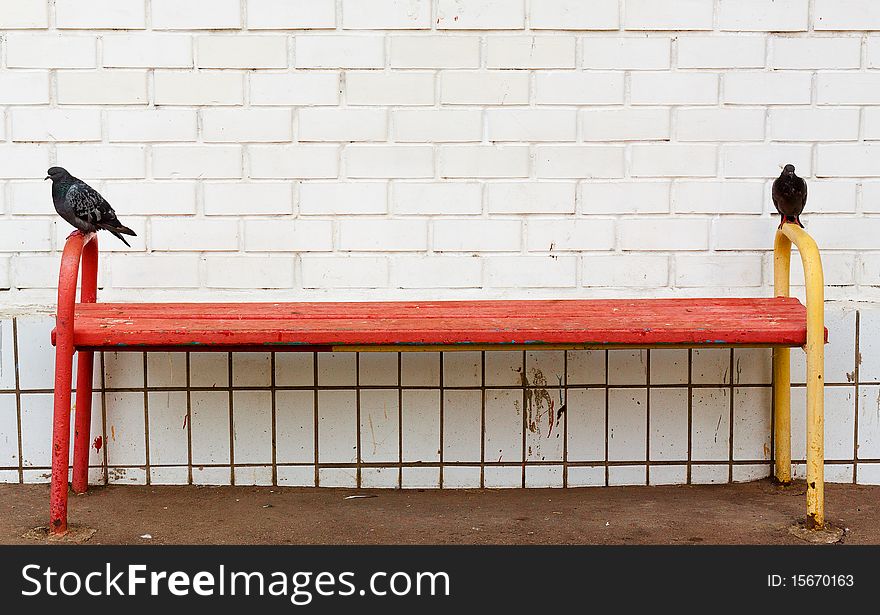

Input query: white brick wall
[0,3,875,311]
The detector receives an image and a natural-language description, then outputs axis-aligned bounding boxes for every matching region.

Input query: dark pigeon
[772,164,807,229]
[46,167,136,246]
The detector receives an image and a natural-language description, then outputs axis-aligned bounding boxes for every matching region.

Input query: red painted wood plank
[58,298,818,350]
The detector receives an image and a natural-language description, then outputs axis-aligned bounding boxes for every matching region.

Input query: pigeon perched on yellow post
[46,167,137,246]
[772,164,807,229]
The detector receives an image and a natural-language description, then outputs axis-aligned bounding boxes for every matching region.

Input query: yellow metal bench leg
[774,224,824,529]
[772,347,791,484]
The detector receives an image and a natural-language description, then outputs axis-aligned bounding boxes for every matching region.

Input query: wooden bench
[49,224,826,535]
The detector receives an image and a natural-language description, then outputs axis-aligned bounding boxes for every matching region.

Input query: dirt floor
[2,480,879,545]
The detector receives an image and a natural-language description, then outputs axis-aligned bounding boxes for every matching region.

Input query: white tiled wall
[1,303,877,488]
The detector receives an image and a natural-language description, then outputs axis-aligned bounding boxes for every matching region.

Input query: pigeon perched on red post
[771,164,807,229]
[46,167,137,246]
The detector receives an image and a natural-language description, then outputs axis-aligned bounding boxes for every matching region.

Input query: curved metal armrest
[772,223,825,528]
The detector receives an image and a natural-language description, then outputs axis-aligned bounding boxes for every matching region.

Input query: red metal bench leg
[72,350,94,494]
[50,343,74,534]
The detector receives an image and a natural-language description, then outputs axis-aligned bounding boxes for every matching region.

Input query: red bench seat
[54,297,816,351]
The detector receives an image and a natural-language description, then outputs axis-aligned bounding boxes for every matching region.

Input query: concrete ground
[2,481,879,545]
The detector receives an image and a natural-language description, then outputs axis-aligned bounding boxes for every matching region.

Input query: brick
[486,256,576,288]
[535,146,625,179]
[152,218,240,251]
[487,36,576,69]
[814,0,880,30]
[10,255,66,288]
[57,70,147,105]
[624,0,714,30]
[197,36,288,69]
[718,0,808,31]
[630,73,718,105]
[393,110,482,142]
[433,220,521,252]
[678,36,766,69]
[631,144,717,177]
[529,0,618,30]
[298,109,387,142]
[300,182,388,215]
[152,146,242,179]
[249,145,339,179]
[103,34,193,68]
[526,219,615,251]
[247,0,336,29]
[808,217,880,250]
[721,145,811,178]
[204,182,292,215]
[7,181,52,214]
[672,181,765,214]
[243,220,333,251]
[441,71,529,105]
[619,218,710,251]
[534,72,624,105]
[0,144,49,179]
[724,72,811,105]
[817,145,880,177]
[487,109,577,142]
[804,181,857,213]
[56,0,145,29]
[772,37,861,69]
[296,36,384,68]
[56,145,145,179]
[345,145,433,178]
[338,219,428,251]
[440,145,530,179]
[817,73,880,105]
[202,109,292,142]
[6,34,96,68]
[390,36,480,69]
[674,255,763,287]
[582,255,669,288]
[712,217,777,250]
[346,72,435,105]
[581,108,670,141]
[0,0,47,28]
[676,108,765,142]
[101,182,198,216]
[0,220,53,251]
[154,71,243,106]
[0,72,50,105]
[391,257,482,288]
[107,110,197,142]
[582,38,671,70]
[869,37,880,68]
[488,182,576,214]
[250,72,339,106]
[581,182,670,214]
[152,0,241,30]
[205,257,294,288]
[392,182,482,215]
[301,256,388,288]
[11,109,102,142]
[769,108,859,142]
[342,0,431,29]
[863,182,880,212]
[436,0,525,30]
[862,108,880,140]
[109,255,200,288]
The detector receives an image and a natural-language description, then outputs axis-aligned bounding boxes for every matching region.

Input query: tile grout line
[12,319,23,484]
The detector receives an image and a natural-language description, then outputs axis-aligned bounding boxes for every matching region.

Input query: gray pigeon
[771,164,807,229]
[46,167,136,246]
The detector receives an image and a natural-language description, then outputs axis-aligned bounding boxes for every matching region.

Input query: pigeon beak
[44,175,50,181]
